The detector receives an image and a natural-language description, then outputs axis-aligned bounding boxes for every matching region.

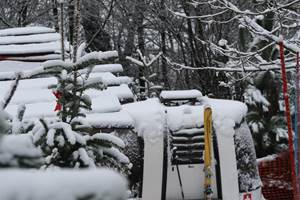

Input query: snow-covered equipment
[123,90,263,200]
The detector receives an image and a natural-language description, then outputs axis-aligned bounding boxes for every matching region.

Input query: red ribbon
[53,91,62,111]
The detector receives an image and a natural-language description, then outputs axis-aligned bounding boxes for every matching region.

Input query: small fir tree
[31,51,130,170]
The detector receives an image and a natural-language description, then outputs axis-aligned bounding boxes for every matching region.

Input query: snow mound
[123,98,165,141]
[0,169,128,200]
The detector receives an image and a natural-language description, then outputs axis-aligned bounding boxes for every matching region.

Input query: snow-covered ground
[0,169,128,200]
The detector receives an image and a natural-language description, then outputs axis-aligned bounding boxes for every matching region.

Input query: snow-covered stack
[0,26,69,62]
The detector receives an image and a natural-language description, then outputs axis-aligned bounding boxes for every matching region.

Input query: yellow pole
[204,106,213,200]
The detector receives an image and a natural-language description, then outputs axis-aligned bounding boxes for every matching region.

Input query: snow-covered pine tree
[32,51,130,170]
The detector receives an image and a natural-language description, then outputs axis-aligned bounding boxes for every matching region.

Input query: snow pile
[160,89,202,100]
[123,98,165,141]
[166,97,247,132]
[167,105,204,131]
[0,169,128,200]
[81,112,135,129]
[0,134,43,167]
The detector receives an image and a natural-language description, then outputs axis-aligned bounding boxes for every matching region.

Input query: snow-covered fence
[0,169,128,200]
[258,151,293,200]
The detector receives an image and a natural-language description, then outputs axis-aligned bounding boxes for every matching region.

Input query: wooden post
[204,106,213,200]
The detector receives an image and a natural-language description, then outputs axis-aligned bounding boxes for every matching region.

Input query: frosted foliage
[244,86,270,111]
[234,122,261,192]
[0,134,43,167]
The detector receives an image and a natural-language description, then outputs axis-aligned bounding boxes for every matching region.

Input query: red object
[297,52,300,198]
[279,41,297,199]
[53,91,62,111]
[259,152,293,200]
[243,193,252,200]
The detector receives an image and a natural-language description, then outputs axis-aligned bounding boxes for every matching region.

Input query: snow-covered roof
[0,26,68,62]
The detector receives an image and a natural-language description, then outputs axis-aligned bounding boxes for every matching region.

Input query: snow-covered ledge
[0,169,128,200]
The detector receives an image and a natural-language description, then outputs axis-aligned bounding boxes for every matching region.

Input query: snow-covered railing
[0,169,128,200]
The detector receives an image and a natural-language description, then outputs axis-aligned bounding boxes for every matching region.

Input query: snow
[76,51,118,66]
[0,27,55,37]
[257,154,277,164]
[0,41,70,55]
[88,133,126,148]
[0,134,43,167]
[123,96,247,141]
[123,98,165,141]
[77,112,135,129]
[0,33,60,45]
[0,61,41,72]
[102,147,130,164]
[3,54,63,61]
[78,148,95,167]
[160,89,202,100]
[105,84,134,101]
[0,134,41,158]
[89,64,124,73]
[89,72,132,86]
[0,169,128,200]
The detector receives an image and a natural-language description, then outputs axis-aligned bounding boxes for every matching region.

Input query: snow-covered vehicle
[123,90,262,200]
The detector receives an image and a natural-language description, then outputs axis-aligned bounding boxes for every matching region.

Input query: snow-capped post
[279,37,297,199]
[204,106,213,200]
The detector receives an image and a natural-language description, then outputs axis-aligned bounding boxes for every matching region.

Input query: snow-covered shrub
[0,169,128,200]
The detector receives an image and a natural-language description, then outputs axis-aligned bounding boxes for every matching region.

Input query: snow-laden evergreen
[27,50,130,170]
